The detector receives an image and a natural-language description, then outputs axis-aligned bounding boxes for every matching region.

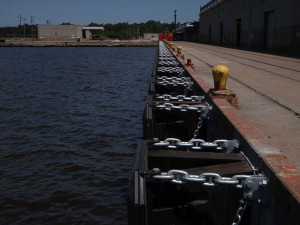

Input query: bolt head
[263,180,268,185]
[247,192,253,198]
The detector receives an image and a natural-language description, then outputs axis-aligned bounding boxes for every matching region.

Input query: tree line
[0,24,37,38]
[0,20,178,39]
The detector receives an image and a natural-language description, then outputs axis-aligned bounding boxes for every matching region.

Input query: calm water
[0,47,156,224]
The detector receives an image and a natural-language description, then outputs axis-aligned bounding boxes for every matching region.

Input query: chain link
[157,41,250,225]
[158,61,180,67]
[156,80,192,87]
[157,66,185,75]
[155,102,210,112]
[152,169,247,188]
[192,116,203,139]
[153,138,240,151]
[155,94,204,102]
[232,196,248,225]
[157,76,190,82]
[156,76,192,86]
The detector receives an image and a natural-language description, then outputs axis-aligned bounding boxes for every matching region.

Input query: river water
[0,47,156,224]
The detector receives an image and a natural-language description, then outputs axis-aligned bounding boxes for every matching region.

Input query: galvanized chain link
[232,196,248,225]
[158,61,180,67]
[157,66,185,75]
[192,116,203,139]
[157,76,190,82]
[156,41,250,225]
[155,102,209,112]
[155,94,204,102]
[152,169,250,188]
[158,56,176,61]
[156,80,192,87]
[153,138,240,151]
[151,164,251,225]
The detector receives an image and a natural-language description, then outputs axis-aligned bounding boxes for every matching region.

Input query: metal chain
[156,76,192,87]
[155,94,204,102]
[153,138,240,151]
[156,80,192,87]
[157,76,190,81]
[151,167,251,225]
[157,67,185,74]
[193,116,203,139]
[155,102,209,112]
[232,196,248,225]
[157,41,249,225]
[158,61,179,67]
[152,169,250,188]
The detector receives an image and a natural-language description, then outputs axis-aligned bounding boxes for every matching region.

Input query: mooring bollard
[211,65,240,108]
[177,46,185,60]
[212,65,229,90]
[185,57,195,70]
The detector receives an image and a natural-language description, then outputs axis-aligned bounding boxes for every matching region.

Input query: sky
[0,0,211,27]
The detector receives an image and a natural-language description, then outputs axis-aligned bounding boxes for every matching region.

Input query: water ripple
[0,47,156,224]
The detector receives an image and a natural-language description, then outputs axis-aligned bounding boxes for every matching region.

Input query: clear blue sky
[0,0,211,27]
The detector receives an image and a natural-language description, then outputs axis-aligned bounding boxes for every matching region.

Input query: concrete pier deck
[168,42,300,210]
[174,41,300,173]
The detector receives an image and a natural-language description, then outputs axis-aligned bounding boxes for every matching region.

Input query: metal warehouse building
[199,0,300,53]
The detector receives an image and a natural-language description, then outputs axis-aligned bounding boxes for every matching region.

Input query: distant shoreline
[0,39,158,47]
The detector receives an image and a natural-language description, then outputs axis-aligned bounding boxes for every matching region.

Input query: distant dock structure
[199,0,300,53]
[37,25,104,41]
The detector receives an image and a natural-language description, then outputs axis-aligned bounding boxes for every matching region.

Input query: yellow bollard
[187,57,192,65]
[212,65,229,90]
[176,46,184,60]
[211,65,240,108]
[177,46,182,55]
[185,57,195,70]
[169,42,173,49]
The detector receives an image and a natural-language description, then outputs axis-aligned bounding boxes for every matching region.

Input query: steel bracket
[201,105,213,119]
[221,140,240,153]
[243,173,269,204]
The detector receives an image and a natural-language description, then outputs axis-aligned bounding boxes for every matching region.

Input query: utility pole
[126,21,129,39]
[18,15,22,40]
[23,17,26,38]
[174,10,177,33]
[31,16,35,39]
[136,26,139,39]
[18,15,22,26]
